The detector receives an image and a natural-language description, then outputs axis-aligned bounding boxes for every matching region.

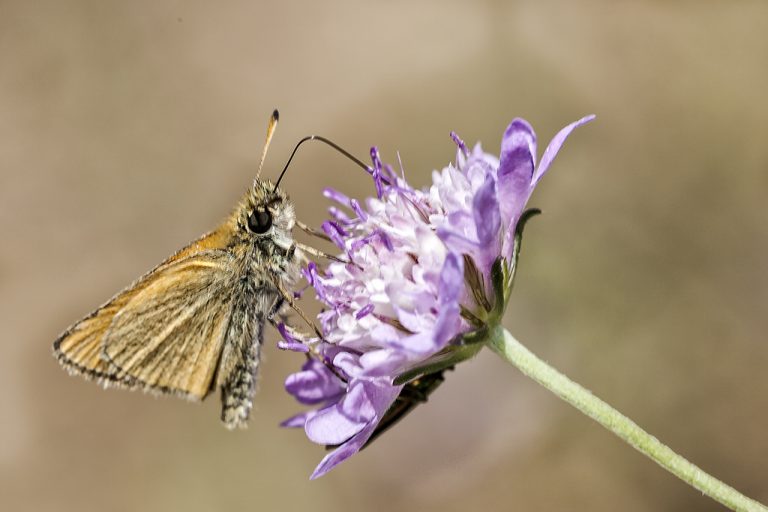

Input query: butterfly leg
[295,242,347,264]
[266,301,318,354]
[296,220,332,242]
[272,279,323,339]
[265,297,351,385]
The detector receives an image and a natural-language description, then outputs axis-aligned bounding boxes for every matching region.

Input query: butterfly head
[232,178,295,255]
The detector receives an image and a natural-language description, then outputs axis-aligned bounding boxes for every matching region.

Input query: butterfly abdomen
[216,271,280,429]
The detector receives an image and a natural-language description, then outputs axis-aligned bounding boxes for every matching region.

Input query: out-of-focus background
[2,1,767,511]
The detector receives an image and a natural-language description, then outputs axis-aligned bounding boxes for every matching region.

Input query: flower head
[282,115,594,478]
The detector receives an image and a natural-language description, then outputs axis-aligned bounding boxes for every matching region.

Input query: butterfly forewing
[103,250,235,399]
[53,229,235,395]
[54,290,142,385]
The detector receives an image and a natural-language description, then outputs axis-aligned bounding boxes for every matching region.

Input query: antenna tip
[272,109,280,122]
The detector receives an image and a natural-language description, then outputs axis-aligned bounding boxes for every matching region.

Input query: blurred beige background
[2,1,767,511]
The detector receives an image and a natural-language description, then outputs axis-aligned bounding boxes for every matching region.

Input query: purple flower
[282,115,594,478]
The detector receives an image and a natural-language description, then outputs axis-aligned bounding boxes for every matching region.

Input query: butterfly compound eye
[247,209,272,234]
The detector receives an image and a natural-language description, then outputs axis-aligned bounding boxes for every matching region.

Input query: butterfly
[52,110,321,429]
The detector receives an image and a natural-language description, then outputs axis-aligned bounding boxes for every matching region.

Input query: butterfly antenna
[274,135,370,192]
[256,109,280,180]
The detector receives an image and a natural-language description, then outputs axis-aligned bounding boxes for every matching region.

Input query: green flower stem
[487,325,767,512]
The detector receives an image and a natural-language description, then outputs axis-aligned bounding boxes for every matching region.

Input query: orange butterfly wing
[53,226,235,399]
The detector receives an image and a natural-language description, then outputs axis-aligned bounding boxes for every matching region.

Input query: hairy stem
[488,325,767,512]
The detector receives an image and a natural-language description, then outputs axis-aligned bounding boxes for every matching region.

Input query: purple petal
[534,114,595,184]
[395,331,437,354]
[309,383,401,479]
[472,173,500,248]
[332,351,363,378]
[281,410,316,428]
[339,381,376,423]
[395,253,464,355]
[431,253,464,349]
[498,118,536,184]
[359,349,408,377]
[305,402,367,445]
[396,308,434,334]
[285,359,345,405]
[310,423,377,479]
[359,381,401,421]
[304,380,383,446]
[496,119,538,237]
[438,252,464,304]
[432,303,461,350]
[369,322,401,343]
[436,226,479,255]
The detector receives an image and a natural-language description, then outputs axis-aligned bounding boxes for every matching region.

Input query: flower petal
[436,226,479,255]
[285,359,345,405]
[439,252,464,303]
[499,118,536,183]
[305,402,367,445]
[472,173,501,248]
[309,425,376,480]
[433,253,463,348]
[309,382,401,479]
[497,119,537,240]
[280,410,317,428]
[339,380,377,423]
[534,114,595,184]
[359,349,408,377]
[309,423,377,480]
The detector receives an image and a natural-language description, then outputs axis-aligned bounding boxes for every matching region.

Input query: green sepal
[489,257,507,321]
[393,342,484,386]
[463,254,491,313]
[507,208,541,291]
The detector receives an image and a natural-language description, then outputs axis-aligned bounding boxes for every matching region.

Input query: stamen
[355,304,375,320]
[450,130,469,158]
